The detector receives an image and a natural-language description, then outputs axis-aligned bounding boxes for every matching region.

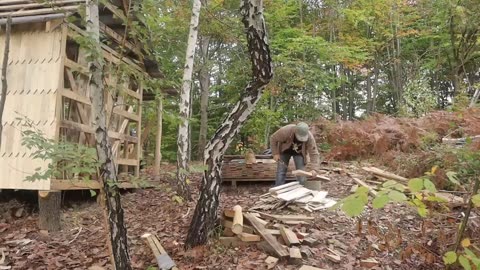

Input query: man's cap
[295,122,309,142]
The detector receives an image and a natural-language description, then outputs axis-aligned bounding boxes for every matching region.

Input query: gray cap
[295,122,309,142]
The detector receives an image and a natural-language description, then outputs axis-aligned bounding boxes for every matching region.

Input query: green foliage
[334,186,369,217]
[18,117,99,182]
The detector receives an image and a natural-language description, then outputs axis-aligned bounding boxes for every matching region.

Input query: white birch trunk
[186,0,272,248]
[197,35,210,160]
[176,0,202,200]
[86,1,131,269]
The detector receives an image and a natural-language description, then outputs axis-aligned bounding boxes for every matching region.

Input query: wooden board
[243,213,289,257]
[0,28,64,190]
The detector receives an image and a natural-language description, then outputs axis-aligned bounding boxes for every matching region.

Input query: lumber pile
[357,166,464,207]
[220,206,321,263]
[250,182,336,212]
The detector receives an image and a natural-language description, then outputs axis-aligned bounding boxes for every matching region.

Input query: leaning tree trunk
[86,1,131,269]
[0,16,11,148]
[177,0,202,200]
[197,35,211,160]
[185,0,273,248]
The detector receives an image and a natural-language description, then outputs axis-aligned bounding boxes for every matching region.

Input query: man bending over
[270,122,319,186]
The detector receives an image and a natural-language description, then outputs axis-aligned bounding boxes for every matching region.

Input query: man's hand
[310,170,318,177]
[273,154,280,162]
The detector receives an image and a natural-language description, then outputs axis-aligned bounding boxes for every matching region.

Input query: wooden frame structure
[0,0,162,191]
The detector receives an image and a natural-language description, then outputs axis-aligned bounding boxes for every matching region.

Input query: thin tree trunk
[0,16,11,149]
[177,0,202,200]
[185,0,272,248]
[197,35,210,161]
[372,61,379,112]
[86,1,131,269]
[470,88,480,107]
[154,97,163,173]
[366,71,372,115]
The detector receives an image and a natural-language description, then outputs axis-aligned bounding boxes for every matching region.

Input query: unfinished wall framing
[0,0,157,191]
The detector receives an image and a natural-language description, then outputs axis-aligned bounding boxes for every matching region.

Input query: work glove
[273,154,280,162]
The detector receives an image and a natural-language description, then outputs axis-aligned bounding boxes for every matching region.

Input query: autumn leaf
[461,238,471,248]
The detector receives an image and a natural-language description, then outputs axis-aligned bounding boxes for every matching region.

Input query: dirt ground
[0,163,468,270]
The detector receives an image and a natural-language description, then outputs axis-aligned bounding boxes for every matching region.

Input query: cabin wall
[0,26,65,190]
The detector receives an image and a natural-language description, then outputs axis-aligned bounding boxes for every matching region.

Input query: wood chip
[360,258,379,268]
[238,232,261,242]
[280,226,300,246]
[299,266,327,270]
[265,256,278,269]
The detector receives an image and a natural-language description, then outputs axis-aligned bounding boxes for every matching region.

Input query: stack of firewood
[220,205,323,266]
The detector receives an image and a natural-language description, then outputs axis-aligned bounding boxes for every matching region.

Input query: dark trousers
[275,153,306,186]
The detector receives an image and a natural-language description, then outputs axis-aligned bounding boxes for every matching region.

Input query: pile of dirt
[311,108,480,177]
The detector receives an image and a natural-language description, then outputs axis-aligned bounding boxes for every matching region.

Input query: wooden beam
[0,0,82,11]
[99,22,142,57]
[238,233,261,242]
[0,13,65,25]
[65,58,89,74]
[60,119,138,143]
[243,213,289,258]
[141,233,179,270]
[50,179,150,190]
[113,107,140,122]
[0,5,78,17]
[60,88,91,105]
[116,158,137,166]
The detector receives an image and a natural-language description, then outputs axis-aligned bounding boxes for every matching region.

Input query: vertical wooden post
[154,96,163,174]
[38,191,61,232]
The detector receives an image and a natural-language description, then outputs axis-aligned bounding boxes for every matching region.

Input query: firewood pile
[219,205,325,269]
[249,181,337,212]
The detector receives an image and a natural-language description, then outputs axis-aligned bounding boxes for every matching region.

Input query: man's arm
[305,132,320,170]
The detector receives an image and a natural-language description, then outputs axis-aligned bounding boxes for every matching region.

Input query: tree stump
[38,191,61,231]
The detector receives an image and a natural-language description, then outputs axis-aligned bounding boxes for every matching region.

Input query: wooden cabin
[0,0,164,191]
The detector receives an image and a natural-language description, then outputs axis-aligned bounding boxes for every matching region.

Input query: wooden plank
[270,184,302,195]
[113,107,140,122]
[243,213,289,257]
[277,187,312,202]
[99,22,142,57]
[0,5,78,17]
[65,58,89,74]
[61,120,138,143]
[361,167,408,183]
[238,233,261,242]
[141,233,179,270]
[279,226,300,246]
[269,181,300,193]
[0,0,82,11]
[116,158,137,166]
[60,88,91,105]
[50,179,152,190]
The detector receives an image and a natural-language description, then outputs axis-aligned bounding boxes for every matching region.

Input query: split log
[141,233,178,270]
[243,213,289,257]
[232,205,243,234]
[279,226,300,246]
[277,187,312,202]
[292,170,330,181]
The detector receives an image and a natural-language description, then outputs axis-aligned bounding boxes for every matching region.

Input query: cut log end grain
[232,205,243,234]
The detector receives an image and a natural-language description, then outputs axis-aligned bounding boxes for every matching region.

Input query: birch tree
[177,0,202,200]
[197,35,210,160]
[185,0,273,247]
[86,0,131,268]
